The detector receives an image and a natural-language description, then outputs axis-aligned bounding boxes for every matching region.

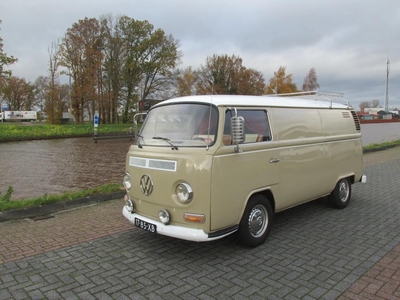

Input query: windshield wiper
[153,136,178,150]
[136,134,144,148]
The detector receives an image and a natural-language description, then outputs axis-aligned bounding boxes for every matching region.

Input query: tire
[328,178,351,209]
[237,194,273,247]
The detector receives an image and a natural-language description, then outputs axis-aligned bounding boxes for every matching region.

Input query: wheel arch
[246,188,276,213]
[337,173,355,184]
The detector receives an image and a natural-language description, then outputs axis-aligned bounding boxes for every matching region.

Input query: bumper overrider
[122,204,236,243]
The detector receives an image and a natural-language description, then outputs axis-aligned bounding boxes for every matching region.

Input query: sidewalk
[338,148,400,300]
[0,198,131,264]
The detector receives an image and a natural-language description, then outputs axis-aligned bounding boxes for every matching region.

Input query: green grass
[0,183,124,212]
[0,122,135,142]
[362,139,400,153]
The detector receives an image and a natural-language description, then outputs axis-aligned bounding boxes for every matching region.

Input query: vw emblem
[140,174,153,196]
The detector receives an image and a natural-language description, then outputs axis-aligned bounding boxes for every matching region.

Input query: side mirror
[230,109,245,153]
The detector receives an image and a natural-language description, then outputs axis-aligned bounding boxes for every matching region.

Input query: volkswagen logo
[140,174,153,196]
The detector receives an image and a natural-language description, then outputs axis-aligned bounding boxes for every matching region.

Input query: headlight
[159,209,170,224]
[176,183,193,204]
[123,173,131,191]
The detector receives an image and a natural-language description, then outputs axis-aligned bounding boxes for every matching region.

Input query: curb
[0,191,125,222]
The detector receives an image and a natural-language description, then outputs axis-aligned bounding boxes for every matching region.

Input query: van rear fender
[333,173,355,187]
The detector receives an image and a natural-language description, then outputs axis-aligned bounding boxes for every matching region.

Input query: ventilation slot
[342,112,351,118]
[350,111,361,131]
[129,156,177,172]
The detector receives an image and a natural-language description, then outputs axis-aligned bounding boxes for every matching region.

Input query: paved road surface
[1,148,400,299]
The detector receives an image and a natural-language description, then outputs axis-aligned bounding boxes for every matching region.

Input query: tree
[45,40,63,124]
[359,101,370,110]
[2,76,36,110]
[34,76,50,114]
[196,54,266,95]
[266,66,298,94]
[371,99,380,108]
[236,67,266,95]
[139,32,181,102]
[359,100,381,110]
[60,17,103,123]
[302,67,320,91]
[59,15,181,124]
[100,14,125,124]
[0,20,18,84]
[118,16,181,122]
[175,67,197,97]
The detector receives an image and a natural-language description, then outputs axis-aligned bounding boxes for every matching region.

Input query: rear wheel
[328,178,351,209]
[237,195,273,247]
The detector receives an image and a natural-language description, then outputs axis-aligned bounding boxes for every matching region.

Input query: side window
[224,110,271,145]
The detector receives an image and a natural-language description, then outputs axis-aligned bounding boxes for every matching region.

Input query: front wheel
[328,178,352,209]
[237,195,273,247]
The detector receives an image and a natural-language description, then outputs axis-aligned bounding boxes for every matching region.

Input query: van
[122,92,366,247]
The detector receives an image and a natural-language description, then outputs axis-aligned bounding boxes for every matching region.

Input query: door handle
[269,158,280,163]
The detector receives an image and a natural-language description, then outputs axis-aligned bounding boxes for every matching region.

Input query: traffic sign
[94,114,99,128]
[1,102,8,111]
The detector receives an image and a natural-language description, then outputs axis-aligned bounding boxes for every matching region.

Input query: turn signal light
[184,213,205,223]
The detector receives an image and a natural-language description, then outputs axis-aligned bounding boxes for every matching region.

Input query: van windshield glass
[138,104,218,147]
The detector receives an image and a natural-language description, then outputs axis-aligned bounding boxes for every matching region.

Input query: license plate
[135,218,157,233]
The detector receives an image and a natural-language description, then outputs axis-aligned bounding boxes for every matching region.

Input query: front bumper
[122,206,232,242]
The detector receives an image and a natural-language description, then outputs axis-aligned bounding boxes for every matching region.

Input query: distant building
[377,110,399,119]
[357,107,399,121]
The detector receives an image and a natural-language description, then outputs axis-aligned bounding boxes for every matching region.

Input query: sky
[1,0,400,110]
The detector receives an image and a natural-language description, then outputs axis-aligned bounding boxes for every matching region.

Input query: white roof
[154,94,352,110]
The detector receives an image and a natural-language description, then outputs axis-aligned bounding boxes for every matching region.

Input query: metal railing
[267,90,352,109]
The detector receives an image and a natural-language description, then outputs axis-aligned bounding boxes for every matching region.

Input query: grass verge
[0,123,135,142]
[362,139,400,153]
[0,183,123,212]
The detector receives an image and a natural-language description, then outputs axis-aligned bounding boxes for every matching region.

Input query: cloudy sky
[1,0,399,109]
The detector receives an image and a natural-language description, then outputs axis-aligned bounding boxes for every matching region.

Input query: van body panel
[122,94,365,245]
[324,139,363,183]
[274,143,328,210]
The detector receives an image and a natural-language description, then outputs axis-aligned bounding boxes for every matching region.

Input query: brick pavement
[338,147,400,300]
[0,147,400,299]
[0,200,131,264]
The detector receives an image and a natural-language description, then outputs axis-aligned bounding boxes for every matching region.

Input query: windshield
[137,103,218,147]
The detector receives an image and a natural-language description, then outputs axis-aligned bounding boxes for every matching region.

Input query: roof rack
[266,91,352,109]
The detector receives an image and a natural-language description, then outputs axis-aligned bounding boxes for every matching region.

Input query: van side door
[210,109,280,231]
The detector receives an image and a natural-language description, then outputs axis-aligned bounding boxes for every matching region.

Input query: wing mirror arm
[133,113,147,136]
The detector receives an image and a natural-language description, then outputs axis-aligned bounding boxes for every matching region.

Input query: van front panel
[125,148,213,232]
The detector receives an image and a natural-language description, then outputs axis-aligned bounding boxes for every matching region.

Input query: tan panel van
[122,92,366,247]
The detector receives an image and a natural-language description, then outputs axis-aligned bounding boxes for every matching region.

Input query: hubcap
[338,180,349,202]
[248,205,268,238]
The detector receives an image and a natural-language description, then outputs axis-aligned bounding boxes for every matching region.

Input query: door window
[224,110,271,145]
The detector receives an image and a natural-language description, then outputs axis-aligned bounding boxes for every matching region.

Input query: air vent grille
[342,112,351,118]
[129,156,177,172]
[350,111,361,131]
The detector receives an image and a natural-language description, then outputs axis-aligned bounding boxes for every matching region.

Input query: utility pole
[385,58,390,111]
